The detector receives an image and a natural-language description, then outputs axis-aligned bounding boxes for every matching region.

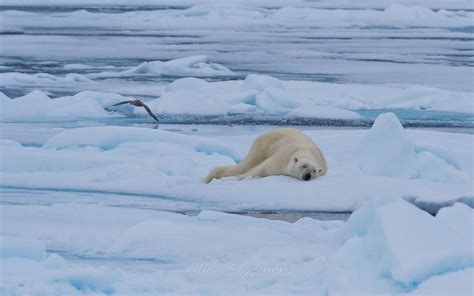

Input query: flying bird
[113,99,159,122]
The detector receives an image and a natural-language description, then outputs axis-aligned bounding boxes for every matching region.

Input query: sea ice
[127,76,474,117]
[337,199,474,285]
[0,236,47,261]
[2,74,472,122]
[87,55,235,79]
[357,112,467,182]
[1,199,471,295]
[357,112,418,177]
[0,1,472,295]
[1,3,472,31]
[0,90,129,122]
[1,123,471,212]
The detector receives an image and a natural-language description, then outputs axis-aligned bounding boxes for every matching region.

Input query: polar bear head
[291,151,326,181]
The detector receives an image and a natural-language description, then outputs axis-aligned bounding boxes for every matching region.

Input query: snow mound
[240,74,298,115]
[242,74,284,91]
[165,77,210,92]
[148,75,472,117]
[43,126,239,160]
[337,199,474,285]
[357,112,416,177]
[0,91,136,122]
[357,113,467,181]
[150,75,362,119]
[0,72,92,85]
[88,56,235,79]
[0,236,47,261]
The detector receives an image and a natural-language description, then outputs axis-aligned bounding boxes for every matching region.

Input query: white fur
[204,128,327,183]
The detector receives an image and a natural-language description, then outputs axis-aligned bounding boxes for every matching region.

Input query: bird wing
[112,100,133,106]
[141,103,160,122]
[112,99,159,122]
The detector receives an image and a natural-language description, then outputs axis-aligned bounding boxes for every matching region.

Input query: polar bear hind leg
[204,165,234,183]
[204,137,269,183]
[238,155,285,180]
[238,161,267,180]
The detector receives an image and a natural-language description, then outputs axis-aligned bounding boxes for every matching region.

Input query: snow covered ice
[87,56,235,79]
[2,75,473,123]
[1,0,473,295]
[1,115,473,294]
[1,118,472,211]
[1,199,472,295]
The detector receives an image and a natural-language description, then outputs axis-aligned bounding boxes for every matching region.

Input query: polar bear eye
[294,157,298,163]
[318,169,322,173]
[302,165,307,169]
[313,169,316,173]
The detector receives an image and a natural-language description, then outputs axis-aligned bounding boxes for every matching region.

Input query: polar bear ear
[294,157,298,163]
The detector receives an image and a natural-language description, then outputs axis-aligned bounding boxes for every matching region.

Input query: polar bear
[204,128,327,183]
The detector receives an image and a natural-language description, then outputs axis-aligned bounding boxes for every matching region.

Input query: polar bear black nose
[303,173,311,181]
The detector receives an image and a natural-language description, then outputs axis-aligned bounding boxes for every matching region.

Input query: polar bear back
[256,128,319,156]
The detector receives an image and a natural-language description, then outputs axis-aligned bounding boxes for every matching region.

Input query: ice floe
[338,199,473,285]
[1,72,93,85]
[87,56,235,79]
[2,74,472,122]
[0,90,129,122]
[328,199,474,294]
[1,3,472,31]
[1,199,472,295]
[357,112,468,182]
[1,114,472,212]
